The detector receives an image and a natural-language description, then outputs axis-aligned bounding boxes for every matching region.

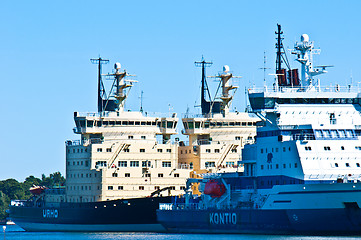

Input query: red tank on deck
[204,180,226,198]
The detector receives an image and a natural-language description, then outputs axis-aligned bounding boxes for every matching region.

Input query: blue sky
[1,0,361,181]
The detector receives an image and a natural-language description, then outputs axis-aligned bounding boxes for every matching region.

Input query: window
[170,186,176,190]
[205,162,216,168]
[231,148,237,153]
[294,163,298,168]
[283,164,286,168]
[261,165,264,170]
[125,173,130,177]
[97,148,102,152]
[112,173,118,177]
[124,148,130,152]
[226,162,234,167]
[162,161,171,167]
[305,146,312,151]
[118,161,127,167]
[155,186,160,190]
[324,146,331,151]
[130,161,139,167]
[174,173,179,178]
[141,136,146,140]
[128,136,134,139]
[108,186,113,190]
[341,146,345,150]
[346,163,350,167]
[158,149,163,153]
[215,149,220,153]
[166,149,172,153]
[158,173,163,178]
[335,163,339,167]
[118,186,123,190]
[180,186,186,190]
[139,186,144,190]
[276,164,279,169]
[357,163,360,167]
[206,149,211,153]
[261,149,264,154]
[140,149,145,153]
[145,173,151,177]
[235,136,241,140]
[142,161,151,167]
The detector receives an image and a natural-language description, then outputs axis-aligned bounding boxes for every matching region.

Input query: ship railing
[10,200,26,207]
[76,111,178,118]
[182,113,215,119]
[248,85,361,94]
[160,203,202,210]
[65,140,81,146]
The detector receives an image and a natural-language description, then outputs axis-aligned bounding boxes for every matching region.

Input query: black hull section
[10,197,172,232]
[157,207,361,235]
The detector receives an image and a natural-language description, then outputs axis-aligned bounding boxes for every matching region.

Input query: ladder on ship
[216,144,238,171]
[108,143,130,168]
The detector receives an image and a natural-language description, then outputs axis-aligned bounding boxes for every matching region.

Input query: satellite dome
[301,34,309,43]
[114,62,121,70]
[223,65,230,73]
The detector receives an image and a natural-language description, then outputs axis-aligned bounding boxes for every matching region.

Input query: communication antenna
[259,51,270,86]
[91,57,109,113]
[139,90,144,113]
[195,56,213,115]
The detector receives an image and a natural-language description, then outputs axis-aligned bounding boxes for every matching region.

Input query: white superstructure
[65,63,190,202]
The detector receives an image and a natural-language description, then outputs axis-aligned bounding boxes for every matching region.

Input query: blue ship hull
[10,197,172,232]
[157,207,361,235]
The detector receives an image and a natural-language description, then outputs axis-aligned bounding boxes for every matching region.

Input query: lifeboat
[29,186,47,195]
[203,180,226,198]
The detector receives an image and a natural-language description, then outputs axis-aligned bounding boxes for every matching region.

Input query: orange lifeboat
[204,180,226,198]
[29,186,47,195]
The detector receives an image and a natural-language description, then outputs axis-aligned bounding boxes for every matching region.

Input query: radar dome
[114,62,121,70]
[301,34,309,42]
[223,65,230,73]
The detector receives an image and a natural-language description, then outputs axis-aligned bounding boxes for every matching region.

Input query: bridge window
[118,161,127,167]
[215,149,220,153]
[87,120,94,127]
[118,186,123,190]
[158,173,163,178]
[130,161,139,167]
[162,161,171,167]
[125,173,130,177]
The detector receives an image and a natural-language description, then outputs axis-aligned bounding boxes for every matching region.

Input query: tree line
[0,172,65,220]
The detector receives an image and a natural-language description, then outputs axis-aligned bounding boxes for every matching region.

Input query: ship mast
[90,57,109,113]
[195,57,213,115]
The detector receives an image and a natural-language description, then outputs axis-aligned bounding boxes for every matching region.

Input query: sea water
[2,225,361,240]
